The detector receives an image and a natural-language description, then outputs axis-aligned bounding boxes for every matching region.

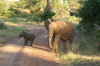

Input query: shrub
[5,10,16,18]
[27,15,41,22]
[75,39,88,51]
[16,13,29,18]
[0,2,6,16]
[76,0,100,32]
[42,10,55,20]
[0,22,7,30]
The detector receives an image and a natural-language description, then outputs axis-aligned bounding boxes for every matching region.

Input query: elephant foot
[55,49,58,53]
[51,50,54,52]
[51,49,58,53]
[50,47,53,49]
[31,43,35,46]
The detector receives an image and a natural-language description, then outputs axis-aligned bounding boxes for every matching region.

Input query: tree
[0,2,5,16]
[20,0,38,13]
[46,0,51,10]
[76,0,100,31]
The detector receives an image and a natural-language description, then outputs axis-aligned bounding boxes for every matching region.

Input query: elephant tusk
[48,35,53,38]
[45,35,48,38]
[51,35,53,38]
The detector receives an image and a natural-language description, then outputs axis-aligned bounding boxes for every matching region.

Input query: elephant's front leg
[52,34,60,52]
[55,43,58,53]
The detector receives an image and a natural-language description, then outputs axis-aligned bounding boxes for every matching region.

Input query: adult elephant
[44,18,75,52]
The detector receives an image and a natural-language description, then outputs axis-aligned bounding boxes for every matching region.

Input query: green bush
[0,2,6,16]
[27,15,41,22]
[42,10,55,20]
[76,0,100,31]
[16,13,29,18]
[0,22,7,30]
[75,39,88,51]
[5,10,16,18]
[50,0,70,19]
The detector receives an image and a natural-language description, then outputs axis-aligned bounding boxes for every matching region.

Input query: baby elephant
[19,31,36,46]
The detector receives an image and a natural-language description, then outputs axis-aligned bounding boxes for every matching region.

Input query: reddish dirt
[0,25,60,66]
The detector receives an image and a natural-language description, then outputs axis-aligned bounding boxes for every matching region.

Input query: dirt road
[0,25,59,66]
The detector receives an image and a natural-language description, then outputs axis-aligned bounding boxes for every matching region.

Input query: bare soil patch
[0,25,59,66]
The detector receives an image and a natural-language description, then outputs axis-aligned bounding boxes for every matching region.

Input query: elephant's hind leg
[61,39,67,52]
[24,39,28,46]
[69,39,73,51]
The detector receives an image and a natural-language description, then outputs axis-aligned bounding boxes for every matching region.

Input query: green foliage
[27,15,41,22]
[0,21,7,30]
[76,0,100,31]
[31,0,46,15]
[67,0,85,12]
[0,2,6,16]
[20,0,39,13]
[50,0,70,19]
[75,39,88,51]
[93,30,100,53]
[42,10,55,20]
[0,0,70,19]
[15,13,29,18]
[5,10,16,18]
[0,22,26,44]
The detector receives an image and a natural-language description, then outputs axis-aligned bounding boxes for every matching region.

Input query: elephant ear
[54,21,66,33]
[44,18,51,30]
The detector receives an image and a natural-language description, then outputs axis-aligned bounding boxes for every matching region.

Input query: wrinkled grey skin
[19,31,36,46]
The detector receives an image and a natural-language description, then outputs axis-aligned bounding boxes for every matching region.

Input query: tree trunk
[47,0,49,7]
[46,0,51,10]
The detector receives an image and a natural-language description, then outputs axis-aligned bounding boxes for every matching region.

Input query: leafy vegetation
[56,33,100,66]
[42,10,56,20]
[76,0,100,31]
[0,2,6,16]
[0,21,7,29]
[0,22,26,45]
[27,15,41,22]
[0,0,70,20]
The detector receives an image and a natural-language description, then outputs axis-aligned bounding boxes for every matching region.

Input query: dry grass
[56,34,100,66]
[56,51,100,66]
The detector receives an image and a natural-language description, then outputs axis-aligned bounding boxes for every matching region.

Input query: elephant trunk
[49,37,52,49]
[48,28,53,49]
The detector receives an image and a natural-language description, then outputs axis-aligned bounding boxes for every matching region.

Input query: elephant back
[55,20,67,33]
